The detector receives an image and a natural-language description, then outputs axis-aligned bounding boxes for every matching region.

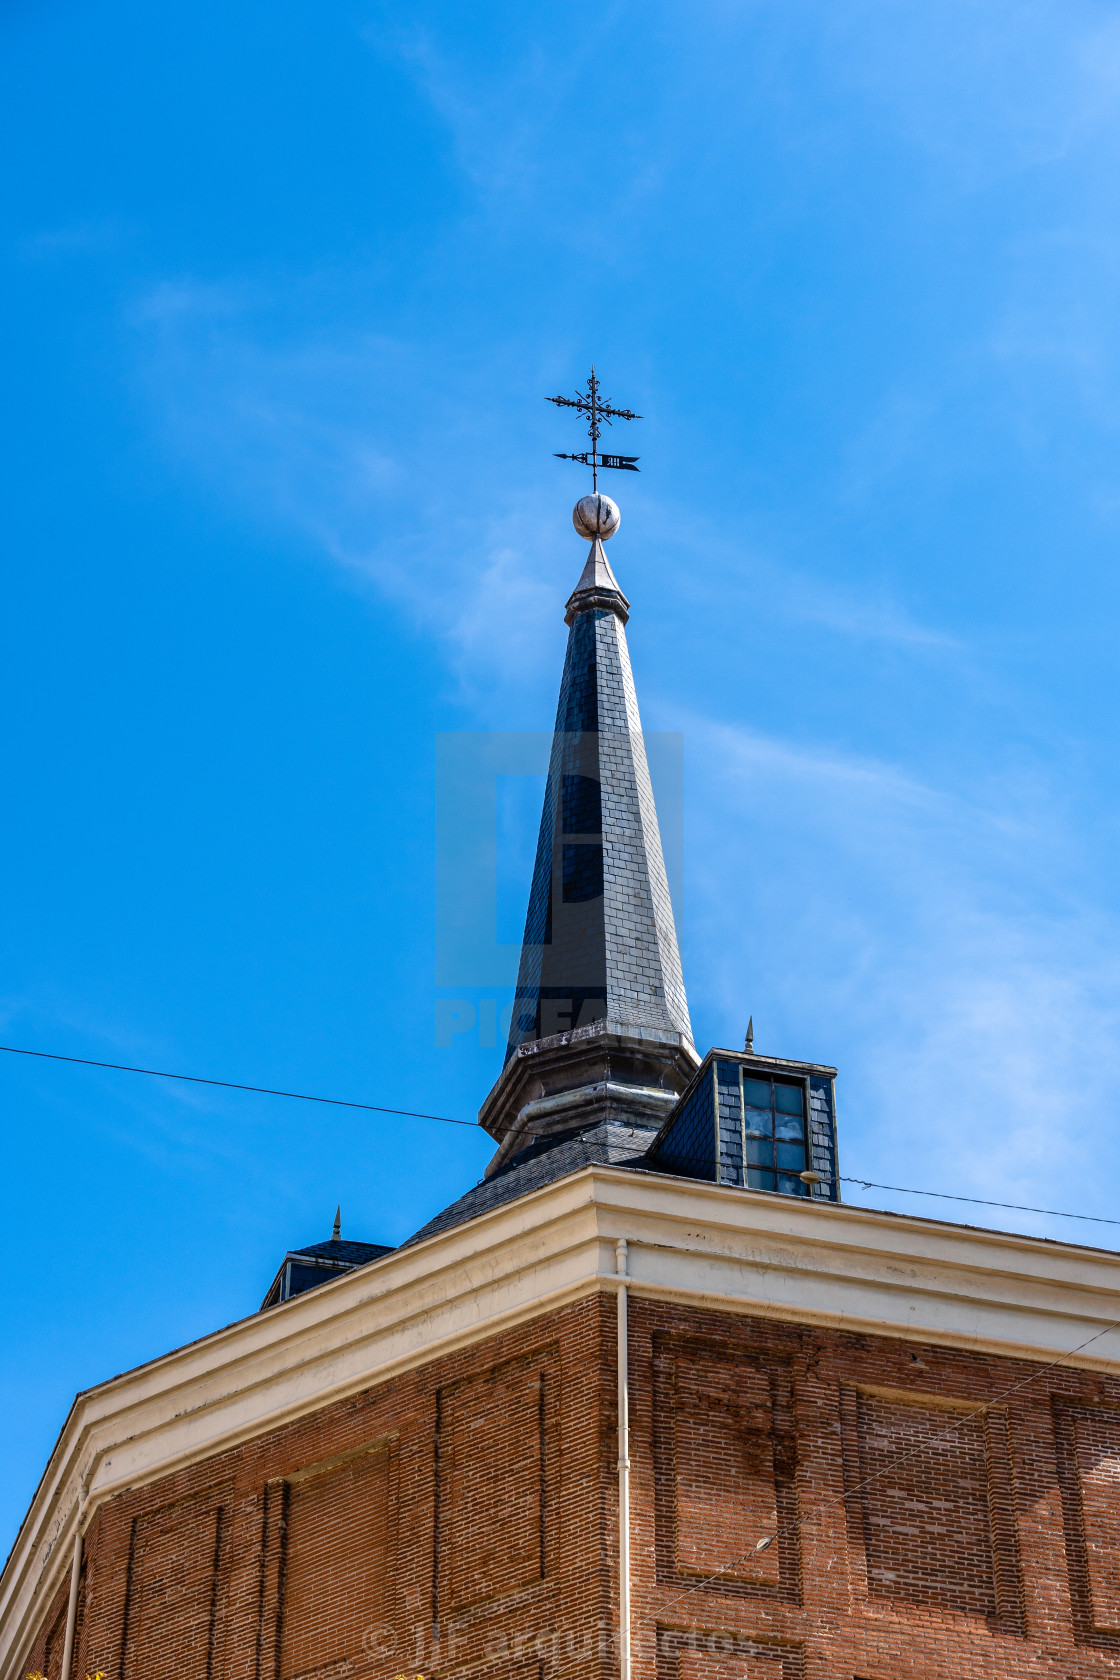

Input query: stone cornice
[5,1167,1120,1676]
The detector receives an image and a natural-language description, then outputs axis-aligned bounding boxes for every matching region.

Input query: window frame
[737,1066,810,1196]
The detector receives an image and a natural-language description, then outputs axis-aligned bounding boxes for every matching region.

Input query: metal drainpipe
[616,1238,631,1680]
[58,1490,85,1680]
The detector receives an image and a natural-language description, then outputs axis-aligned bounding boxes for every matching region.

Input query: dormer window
[650,1049,839,1201]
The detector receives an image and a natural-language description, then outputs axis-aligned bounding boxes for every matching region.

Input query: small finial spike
[744,1016,754,1053]
[332,1204,341,1242]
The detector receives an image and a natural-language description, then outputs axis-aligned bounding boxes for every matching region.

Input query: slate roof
[289,1238,394,1265]
[404,1119,661,1247]
[504,547,693,1064]
[259,1236,396,1310]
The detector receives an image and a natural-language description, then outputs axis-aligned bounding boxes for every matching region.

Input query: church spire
[506,489,692,1056]
[478,488,697,1170]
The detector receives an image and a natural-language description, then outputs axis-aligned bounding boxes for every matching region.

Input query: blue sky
[5,0,1120,1550]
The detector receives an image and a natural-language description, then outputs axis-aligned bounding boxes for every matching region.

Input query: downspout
[615,1239,631,1680]
[58,1484,86,1680]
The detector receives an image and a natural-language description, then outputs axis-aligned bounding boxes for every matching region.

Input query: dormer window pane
[740,1073,809,1192]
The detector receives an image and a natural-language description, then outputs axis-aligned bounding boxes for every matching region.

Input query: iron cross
[547,367,641,491]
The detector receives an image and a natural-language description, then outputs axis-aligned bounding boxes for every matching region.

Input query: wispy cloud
[123,0,1120,1249]
[363,3,634,216]
[678,710,1120,1238]
[822,0,1120,183]
[134,281,578,697]
[739,556,959,651]
[135,274,968,702]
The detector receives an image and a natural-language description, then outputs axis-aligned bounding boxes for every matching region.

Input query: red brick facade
[23,1289,1120,1680]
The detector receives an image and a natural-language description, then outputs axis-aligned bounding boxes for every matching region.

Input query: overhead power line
[1,1042,1117,1230]
[0,1042,478,1127]
[840,1175,1120,1229]
[5,1035,1117,1648]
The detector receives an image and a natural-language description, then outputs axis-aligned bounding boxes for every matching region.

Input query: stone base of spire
[478,1016,699,1178]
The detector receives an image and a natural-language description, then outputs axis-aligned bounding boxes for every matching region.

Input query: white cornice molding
[5,1167,1120,1677]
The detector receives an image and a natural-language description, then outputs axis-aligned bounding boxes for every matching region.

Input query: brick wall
[629,1297,1120,1679]
[22,1287,1120,1680]
[22,1296,614,1680]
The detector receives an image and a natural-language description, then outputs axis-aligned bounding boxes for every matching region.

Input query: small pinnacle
[564,535,630,626]
[744,1016,754,1053]
[331,1204,341,1242]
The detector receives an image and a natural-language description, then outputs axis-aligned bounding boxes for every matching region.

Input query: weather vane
[547,367,641,492]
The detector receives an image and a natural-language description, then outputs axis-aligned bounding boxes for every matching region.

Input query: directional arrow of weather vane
[547,367,641,493]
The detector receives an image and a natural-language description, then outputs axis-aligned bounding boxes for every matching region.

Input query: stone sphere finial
[573,493,621,542]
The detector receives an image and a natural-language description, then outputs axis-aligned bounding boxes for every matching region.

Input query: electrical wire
[2,1041,1118,1228]
[0,1042,478,1127]
[7,1036,1120,1632]
[841,1175,1120,1228]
